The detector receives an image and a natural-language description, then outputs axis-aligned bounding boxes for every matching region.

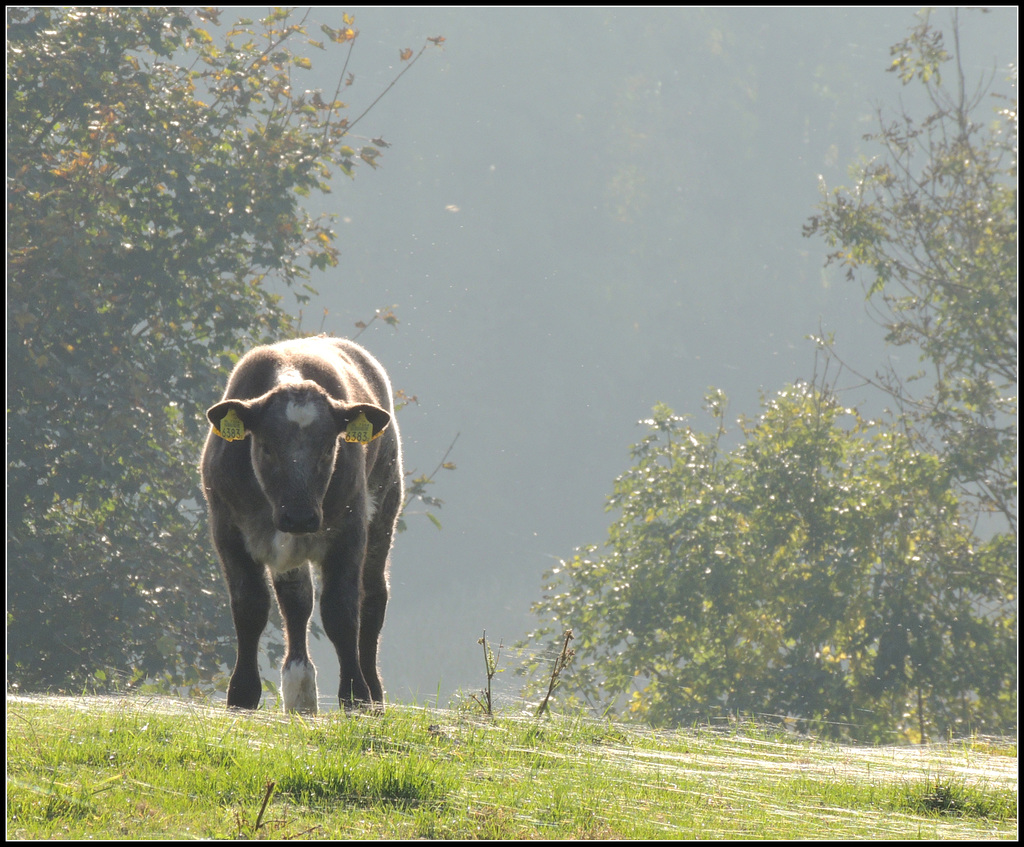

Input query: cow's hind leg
[359,486,401,705]
[273,565,318,714]
[218,537,272,709]
[358,564,388,705]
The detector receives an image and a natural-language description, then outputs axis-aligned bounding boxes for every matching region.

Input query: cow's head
[207,382,390,534]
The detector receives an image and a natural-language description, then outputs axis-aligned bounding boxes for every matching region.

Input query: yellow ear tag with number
[344,411,378,444]
[215,408,247,442]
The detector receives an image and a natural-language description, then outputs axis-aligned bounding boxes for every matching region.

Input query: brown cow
[201,336,403,712]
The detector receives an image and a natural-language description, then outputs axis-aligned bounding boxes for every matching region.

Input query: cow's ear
[335,402,390,444]
[208,401,250,442]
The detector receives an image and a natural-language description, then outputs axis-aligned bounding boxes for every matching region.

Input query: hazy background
[247,7,1016,707]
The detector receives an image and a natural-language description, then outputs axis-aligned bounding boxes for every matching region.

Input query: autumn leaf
[322,23,356,43]
[399,47,413,61]
[195,8,221,24]
[427,35,446,45]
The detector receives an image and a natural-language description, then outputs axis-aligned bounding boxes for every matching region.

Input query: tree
[526,10,1016,741]
[7,7,441,694]
[803,8,1017,533]
[528,387,1015,742]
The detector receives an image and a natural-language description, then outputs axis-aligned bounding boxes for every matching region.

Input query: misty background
[247,7,1016,706]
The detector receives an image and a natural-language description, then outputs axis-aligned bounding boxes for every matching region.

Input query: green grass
[6,694,1017,839]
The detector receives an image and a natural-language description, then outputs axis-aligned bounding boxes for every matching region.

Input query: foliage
[528,385,1016,742]
[803,8,1017,532]
[7,7,438,694]
[526,7,1016,745]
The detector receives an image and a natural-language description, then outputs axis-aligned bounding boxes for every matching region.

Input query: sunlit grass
[6,695,1017,839]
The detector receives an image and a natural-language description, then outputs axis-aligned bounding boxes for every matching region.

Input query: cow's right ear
[208,401,250,442]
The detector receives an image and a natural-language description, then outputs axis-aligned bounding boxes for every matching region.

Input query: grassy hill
[6,694,1017,839]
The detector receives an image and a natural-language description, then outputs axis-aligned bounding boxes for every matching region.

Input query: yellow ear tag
[216,408,247,442]
[344,411,378,444]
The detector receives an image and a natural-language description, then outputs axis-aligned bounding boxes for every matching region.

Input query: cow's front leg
[320,535,372,708]
[273,565,318,713]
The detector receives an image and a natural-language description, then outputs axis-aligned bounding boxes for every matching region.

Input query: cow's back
[219,336,391,405]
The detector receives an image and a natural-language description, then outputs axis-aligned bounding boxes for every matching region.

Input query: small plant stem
[537,629,575,718]
[254,781,275,833]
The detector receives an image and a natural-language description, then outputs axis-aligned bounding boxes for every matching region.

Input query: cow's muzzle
[276,504,322,534]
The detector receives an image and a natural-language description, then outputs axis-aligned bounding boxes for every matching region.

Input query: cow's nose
[278,507,321,534]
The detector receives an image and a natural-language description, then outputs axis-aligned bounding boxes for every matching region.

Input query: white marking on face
[285,399,318,429]
[278,366,304,384]
[282,658,318,714]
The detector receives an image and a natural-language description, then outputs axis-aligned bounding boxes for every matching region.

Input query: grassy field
[6,694,1017,839]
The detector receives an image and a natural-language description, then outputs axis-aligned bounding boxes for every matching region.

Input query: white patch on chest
[268,531,304,573]
[285,399,319,429]
[244,529,327,575]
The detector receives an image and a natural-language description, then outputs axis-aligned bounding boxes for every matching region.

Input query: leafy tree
[529,387,1015,741]
[803,8,1017,532]
[7,7,440,694]
[527,10,1016,741]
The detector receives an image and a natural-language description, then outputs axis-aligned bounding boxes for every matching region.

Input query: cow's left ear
[333,402,390,444]
[208,400,250,442]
